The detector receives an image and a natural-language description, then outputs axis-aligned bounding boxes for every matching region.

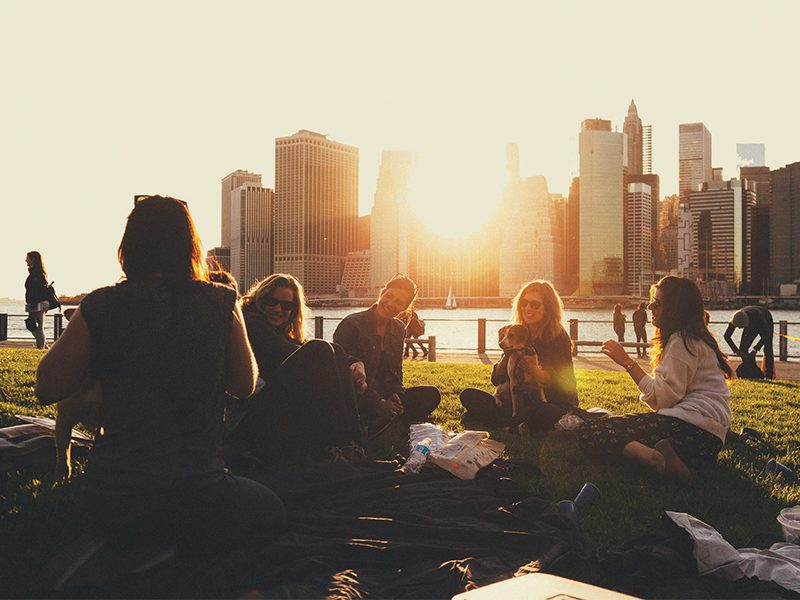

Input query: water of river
[4,302,797,357]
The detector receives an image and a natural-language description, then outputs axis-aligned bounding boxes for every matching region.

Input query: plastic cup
[765,459,797,481]
[573,482,600,509]
[557,500,575,513]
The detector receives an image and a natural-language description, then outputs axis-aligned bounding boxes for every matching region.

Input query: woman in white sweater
[578,276,733,485]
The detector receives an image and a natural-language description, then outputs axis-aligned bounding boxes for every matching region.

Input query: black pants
[577,413,723,470]
[459,388,574,431]
[634,327,648,357]
[397,386,441,422]
[229,340,362,464]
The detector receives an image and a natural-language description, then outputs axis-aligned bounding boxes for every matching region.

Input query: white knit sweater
[637,334,731,442]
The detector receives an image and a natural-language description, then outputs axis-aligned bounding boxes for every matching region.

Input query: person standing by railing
[612,303,626,343]
[632,302,648,358]
[24,251,51,349]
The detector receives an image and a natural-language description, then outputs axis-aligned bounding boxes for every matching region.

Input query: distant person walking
[612,304,626,343]
[403,310,427,359]
[632,302,648,358]
[24,251,52,349]
[724,305,775,379]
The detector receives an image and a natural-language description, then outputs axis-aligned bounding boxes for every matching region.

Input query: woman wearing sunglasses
[460,279,579,431]
[577,276,732,486]
[229,273,364,464]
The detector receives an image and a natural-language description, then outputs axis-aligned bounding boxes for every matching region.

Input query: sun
[407,147,507,238]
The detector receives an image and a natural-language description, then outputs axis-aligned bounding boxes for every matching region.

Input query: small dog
[494,324,546,420]
[53,308,101,481]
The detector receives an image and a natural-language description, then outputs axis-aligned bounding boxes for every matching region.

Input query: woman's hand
[380,393,404,416]
[349,361,367,391]
[521,354,546,384]
[601,339,631,367]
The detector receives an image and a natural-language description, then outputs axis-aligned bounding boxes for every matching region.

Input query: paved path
[414,350,800,381]
[4,341,799,381]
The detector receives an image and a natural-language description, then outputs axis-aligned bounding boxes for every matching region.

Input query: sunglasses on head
[263,296,296,311]
[519,298,543,310]
[134,194,188,208]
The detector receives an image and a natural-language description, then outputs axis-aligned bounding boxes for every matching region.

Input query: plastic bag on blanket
[408,422,505,480]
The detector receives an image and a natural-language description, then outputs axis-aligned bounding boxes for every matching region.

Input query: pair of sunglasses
[133,194,188,207]
[519,298,543,310]
[263,296,296,311]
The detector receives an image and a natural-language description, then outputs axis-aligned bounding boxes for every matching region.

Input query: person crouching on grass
[577,276,732,486]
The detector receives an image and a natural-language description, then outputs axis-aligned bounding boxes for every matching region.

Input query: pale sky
[1,0,798,299]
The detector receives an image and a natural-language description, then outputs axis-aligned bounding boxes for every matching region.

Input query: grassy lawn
[2,348,800,594]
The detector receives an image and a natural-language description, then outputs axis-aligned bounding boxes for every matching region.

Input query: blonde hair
[510,280,566,342]
[241,273,308,343]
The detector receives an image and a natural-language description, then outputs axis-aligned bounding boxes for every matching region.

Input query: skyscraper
[498,144,555,296]
[688,180,756,294]
[230,184,274,293]
[626,183,653,296]
[623,100,643,176]
[579,119,625,295]
[679,123,712,205]
[274,130,359,295]
[770,162,800,288]
[642,125,653,175]
[369,150,415,290]
[741,165,771,293]
[221,169,262,248]
[564,177,580,296]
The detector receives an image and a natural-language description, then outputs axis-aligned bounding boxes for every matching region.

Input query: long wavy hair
[118,196,207,282]
[26,251,47,280]
[511,279,566,342]
[650,276,732,378]
[242,273,308,343]
[378,274,418,322]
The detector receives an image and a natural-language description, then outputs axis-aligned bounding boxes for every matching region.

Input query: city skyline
[2,1,799,299]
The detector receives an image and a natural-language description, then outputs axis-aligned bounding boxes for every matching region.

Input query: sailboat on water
[444,287,457,310]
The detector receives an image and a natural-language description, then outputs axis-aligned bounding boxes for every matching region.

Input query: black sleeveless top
[80,279,236,492]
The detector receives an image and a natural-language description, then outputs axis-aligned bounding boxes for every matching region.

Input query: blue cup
[765,459,797,481]
[573,482,600,509]
[557,500,575,513]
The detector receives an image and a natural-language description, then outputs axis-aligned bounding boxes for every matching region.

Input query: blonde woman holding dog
[227,273,365,464]
[333,274,441,435]
[460,279,580,431]
[577,276,732,486]
[36,195,285,555]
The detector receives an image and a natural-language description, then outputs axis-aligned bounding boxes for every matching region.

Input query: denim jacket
[332,305,406,407]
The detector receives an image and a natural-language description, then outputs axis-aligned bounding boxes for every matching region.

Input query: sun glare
[408,148,507,239]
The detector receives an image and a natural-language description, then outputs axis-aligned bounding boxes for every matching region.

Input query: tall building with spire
[274,130,358,295]
[623,100,643,176]
[679,123,712,205]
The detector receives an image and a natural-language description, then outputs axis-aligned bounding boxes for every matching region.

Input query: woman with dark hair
[578,276,732,486]
[459,279,579,431]
[36,195,285,554]
[612,303,626,343]
[24,251,52,349]
[228,273,364,464]
[333,274,441,434]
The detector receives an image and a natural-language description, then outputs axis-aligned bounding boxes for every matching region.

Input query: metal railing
[2,312,796,363]
[308,315,798,362]
[0,313,63,343]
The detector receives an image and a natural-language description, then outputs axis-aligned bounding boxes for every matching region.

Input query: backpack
[407,315,425,338]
